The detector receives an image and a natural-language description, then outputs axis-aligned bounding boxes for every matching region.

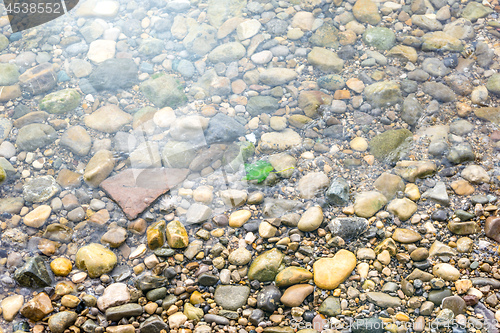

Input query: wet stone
[14,256,53,289]
[318,296,341,317]
[214,285,250,310]
[257,284,281,312]
[106,303,144,322]
[16,123,57,152]
[325,178,350,206]
[140,315,169,333]
[248,248,284,282]
[327,217,368,241]
[48,311,77,333]
[369,129,412,163]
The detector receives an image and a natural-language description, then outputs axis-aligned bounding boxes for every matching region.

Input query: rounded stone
[75,243,117,278]
[313,250,356,289]
[50,258,73,276]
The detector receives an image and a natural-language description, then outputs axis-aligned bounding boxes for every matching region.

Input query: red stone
[484,216,500,243]
[100,168,189,220]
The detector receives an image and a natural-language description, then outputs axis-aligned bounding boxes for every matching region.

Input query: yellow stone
[61,295,80,308]
[147,220,165,250]
[229,210,251,228]
[313,250,356,289]
[50,257,73,276]
[455,279,472,294]
[75,243,117,278]
[404,183,421,201]
[23,205,51,228]
[275,267,313,287]
[350,137,368,152]
[190,291,204,305]
[395,312,410,322]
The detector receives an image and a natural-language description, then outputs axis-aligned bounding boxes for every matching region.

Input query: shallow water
[1,0,500,331]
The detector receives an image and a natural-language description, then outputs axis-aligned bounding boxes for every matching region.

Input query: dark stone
[88,59,138,91]
[323,124,345,139]
[325,178,349,206]
[431,209,448,221]
[413,260,431,270]
[428,289,452,305]
[139,315,169,333]
[14,256,53,288]
[146,287,167,301]
[204,113,245,144]
[257,284,281,313]
[106,304,144,322]
[327,217,368,241]
[198,273,219,286]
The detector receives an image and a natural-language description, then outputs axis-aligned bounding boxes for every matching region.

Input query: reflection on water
[0,0,500,331]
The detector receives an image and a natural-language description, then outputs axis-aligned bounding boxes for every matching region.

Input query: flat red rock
[100,168,189,219]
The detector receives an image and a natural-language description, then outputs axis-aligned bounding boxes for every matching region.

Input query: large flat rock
[100,168,189,219]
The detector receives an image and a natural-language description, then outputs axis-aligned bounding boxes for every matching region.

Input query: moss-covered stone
[248,248,284,282]
[147,220,166,250]
[75,243,117,278]
[140,74,187,108]
[369,129,413,164]
[363,27,396,50]
[166,220,189,248]
[39,89,81,114]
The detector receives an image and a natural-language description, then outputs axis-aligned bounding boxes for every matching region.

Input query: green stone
[39,89,81,114]
[161,140,197,168]
[140,74,187,108]
[369,129,412,164]
[184,303,204,321]
[461,2,493,21]
[14,256,53,288]
[318,296,341,317]
[0,35,9,51]
[248,248,284,282]
[318,74,345,91]
[0,63,20,86]
[310,23,339,48]
[454,210,474,221]
[0,166,5,184]
[246,96,279,116]
[364,81,402,108]
[166,220,189,248]
[362,27,396,50]
[486,74,500,95]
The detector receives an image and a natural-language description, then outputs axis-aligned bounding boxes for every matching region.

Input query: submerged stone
[369,129,412,164]
[14,256,53,288]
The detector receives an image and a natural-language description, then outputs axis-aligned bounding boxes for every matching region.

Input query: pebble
[313,250,356,289]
